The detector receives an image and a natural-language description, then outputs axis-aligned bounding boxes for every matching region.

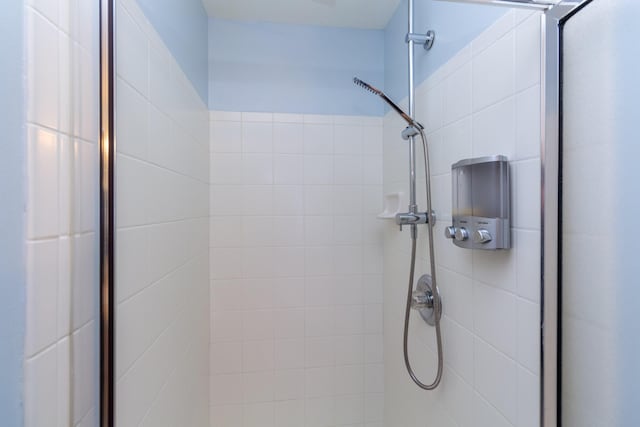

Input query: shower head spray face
[353,77,383,96]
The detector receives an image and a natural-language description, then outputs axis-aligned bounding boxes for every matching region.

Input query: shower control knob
[444,226,456,239]
[474,229,493,244]
[454,227,469,242]
[411,290,434,310]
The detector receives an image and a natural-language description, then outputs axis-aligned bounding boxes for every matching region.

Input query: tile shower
[383,10,543,427]
[18,1,548,426]
[205,10,543,427]
[209,112,385,426]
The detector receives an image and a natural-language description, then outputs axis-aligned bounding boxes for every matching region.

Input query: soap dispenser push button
[474,229,493,244]
[454,227,469,242]
[444,226,456,240]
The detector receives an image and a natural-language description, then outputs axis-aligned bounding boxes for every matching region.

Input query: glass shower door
[113,0,210,425]
[561,1,640,425]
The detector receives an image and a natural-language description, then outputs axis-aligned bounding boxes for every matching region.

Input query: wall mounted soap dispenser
[445,155,511,250]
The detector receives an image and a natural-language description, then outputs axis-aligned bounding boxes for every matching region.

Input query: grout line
[116,252,207,307]
[27,122,99,145]
[26,230,96,243]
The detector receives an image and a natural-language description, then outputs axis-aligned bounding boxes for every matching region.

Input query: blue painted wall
[385,0,505,104]
[0,0,24,425]
[207,2,504,116]
[610,2,640,424]
[136,0,209,102]
[208,19,385,116]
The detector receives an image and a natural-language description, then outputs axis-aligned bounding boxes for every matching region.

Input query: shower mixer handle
[411,289,434,310]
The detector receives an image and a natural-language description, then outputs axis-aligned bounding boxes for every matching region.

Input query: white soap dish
[377,192,405,219]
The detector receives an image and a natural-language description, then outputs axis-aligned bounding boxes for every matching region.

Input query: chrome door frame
[99,0,115,425]
[541,2,592,426]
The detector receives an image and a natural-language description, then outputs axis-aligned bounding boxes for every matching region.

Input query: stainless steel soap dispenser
[445,155,511,250]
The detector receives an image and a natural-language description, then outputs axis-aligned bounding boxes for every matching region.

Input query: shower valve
[411,289,434,310]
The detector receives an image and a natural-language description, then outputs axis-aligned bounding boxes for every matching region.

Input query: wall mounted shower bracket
[406,30,436,51]
[401,124,423,141]
[395,211,432,231]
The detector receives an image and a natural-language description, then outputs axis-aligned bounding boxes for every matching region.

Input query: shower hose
[403,127,444,390]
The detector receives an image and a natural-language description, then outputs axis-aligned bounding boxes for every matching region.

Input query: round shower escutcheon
[411,274,441,327]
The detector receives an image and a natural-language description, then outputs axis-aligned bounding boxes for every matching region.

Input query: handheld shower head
[353,77,423,130]
[353,77,383,96]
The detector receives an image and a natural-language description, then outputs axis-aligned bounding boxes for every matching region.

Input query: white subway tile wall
[209,113,385,427]
[383,11,542,427]
[24,0,101,425]
[114,0,210,426]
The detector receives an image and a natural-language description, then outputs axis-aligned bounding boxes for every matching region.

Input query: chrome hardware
[450,156,511,250]
[405,30,436,51]
[401,124,424,141]
[451,216,510,250]
[434,0,562,11]
[411,290,433,310]
[412,275,441,327]
[395,211,436,232]
[444,226,456,239]
[454,227,469,241]
[356,3,444,391]
[396,212,428,227]
[474,229,493,244]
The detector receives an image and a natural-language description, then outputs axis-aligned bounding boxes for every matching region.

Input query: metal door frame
[97,1,596,426]
[541,2,592,426]
[99,0,115,425]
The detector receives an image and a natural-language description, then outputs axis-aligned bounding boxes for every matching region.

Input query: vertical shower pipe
[407,0,418,227]
[403,0,443,391]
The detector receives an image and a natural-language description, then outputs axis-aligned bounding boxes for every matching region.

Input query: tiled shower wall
[209,112,385,427]
[114,0,210,425]
[383,10,542,427]
[23,0,101,425]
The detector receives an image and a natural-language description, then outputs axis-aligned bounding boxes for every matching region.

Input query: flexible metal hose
[402,128,444,390]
